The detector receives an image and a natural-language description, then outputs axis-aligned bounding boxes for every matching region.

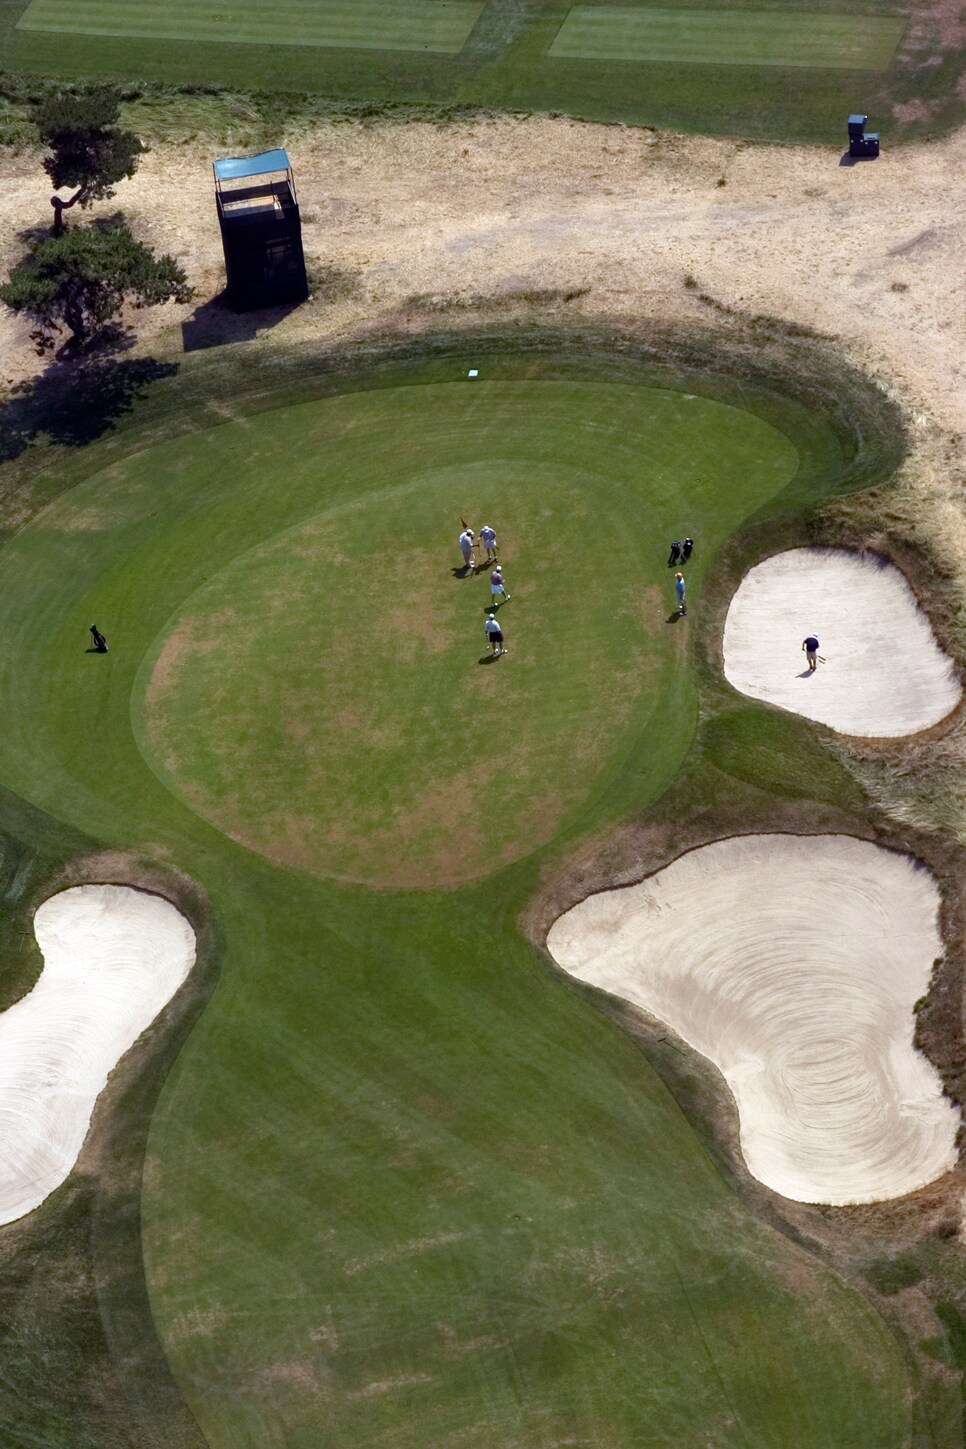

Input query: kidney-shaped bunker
[0,884,196,1224]
[723,548,960,736]
[547,834,958,1205]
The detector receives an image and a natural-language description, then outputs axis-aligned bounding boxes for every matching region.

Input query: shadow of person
[666,611,683,623]
[477,653,501,665]
[798,668,816,677]
[451,565,473,579]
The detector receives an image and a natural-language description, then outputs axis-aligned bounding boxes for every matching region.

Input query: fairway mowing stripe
[17,0,484,52]
[549,6,905,69]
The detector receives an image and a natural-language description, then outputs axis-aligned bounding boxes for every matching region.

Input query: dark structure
[213,149,308,312]
[848,114,879,160]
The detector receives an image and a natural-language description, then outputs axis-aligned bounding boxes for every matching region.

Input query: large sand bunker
[547,834,958,1205]
[722,548,960,736]
[0,884,196,1225]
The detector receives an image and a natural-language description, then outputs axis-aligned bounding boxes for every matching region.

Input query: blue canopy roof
[213,149,291,182]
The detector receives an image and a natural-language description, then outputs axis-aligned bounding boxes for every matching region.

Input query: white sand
[722,548,960,737]
[547,834,958,1205]
[0,884,196,1225]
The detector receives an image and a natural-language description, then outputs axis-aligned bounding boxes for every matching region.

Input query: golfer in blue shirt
[674,572,687,616]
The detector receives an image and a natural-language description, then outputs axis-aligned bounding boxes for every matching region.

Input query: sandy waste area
[547,834,958,1205]
[723,548,961,736]
[0,884,196,1225]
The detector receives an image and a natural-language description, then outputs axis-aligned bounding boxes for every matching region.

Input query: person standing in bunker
[484,611,505,655]
[802,634,820,671]
[490,566,511,605]
[89,624,108,653]
[674,572,686,615]
[459,528,475,572]
[480,524,498,562]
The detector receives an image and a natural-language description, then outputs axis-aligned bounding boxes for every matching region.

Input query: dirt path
[1,116,964,447]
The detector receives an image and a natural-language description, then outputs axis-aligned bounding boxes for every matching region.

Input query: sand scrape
[722,548,960,736]
[0,884,196,1225]
[547,833,958,1205]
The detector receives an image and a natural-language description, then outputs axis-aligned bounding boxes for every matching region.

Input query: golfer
[674,572,687,615]
[682,537,694,562]
[668,540,682,566]
[802,634,820,671]
[490,566,511,604]
[459,528,476,571]
[89,624,108,653]
[484,611,506,655]
[480,524,498,561]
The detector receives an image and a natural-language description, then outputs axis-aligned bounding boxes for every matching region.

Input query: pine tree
[0,222,192,355]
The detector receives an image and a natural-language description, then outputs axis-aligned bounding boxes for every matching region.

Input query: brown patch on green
[346,1373,435,1400]
[145,608,239,711]
[342,1231,465,1278]
[260,1362,318,1389]
[146,618,197,707]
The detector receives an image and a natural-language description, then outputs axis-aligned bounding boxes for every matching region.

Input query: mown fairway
[0,354,921,1447]
[1,0,952,141]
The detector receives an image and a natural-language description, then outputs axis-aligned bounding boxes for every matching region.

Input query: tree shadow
[0,355,179,464]
[181,290,303,353]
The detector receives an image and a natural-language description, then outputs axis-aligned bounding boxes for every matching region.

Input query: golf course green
[0,357,918,1446]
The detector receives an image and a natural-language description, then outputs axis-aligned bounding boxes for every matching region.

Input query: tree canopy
[0,222,192,355]
[35,86,144,228]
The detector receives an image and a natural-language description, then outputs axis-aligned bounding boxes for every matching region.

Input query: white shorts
[491,584,505,597]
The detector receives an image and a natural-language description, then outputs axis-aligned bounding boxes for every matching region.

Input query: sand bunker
[722,548,960,736]
[547,834,958,1205]
[0,884,196,1225]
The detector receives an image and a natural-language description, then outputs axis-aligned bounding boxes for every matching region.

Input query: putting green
[130,380,796,887]
[0,359,916,1447]
[550,6,905,69]
[17,0,484,53]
